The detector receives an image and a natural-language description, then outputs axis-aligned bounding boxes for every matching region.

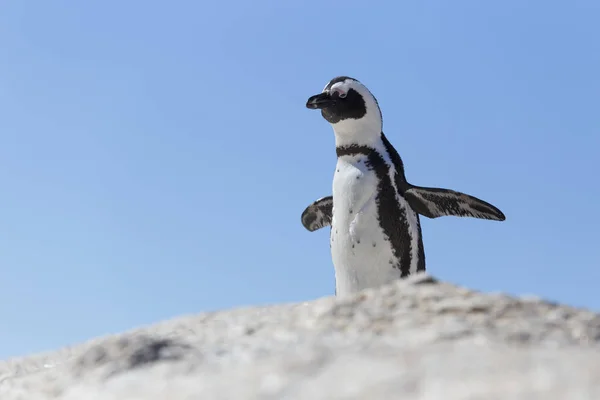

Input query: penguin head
[306,76,383,143]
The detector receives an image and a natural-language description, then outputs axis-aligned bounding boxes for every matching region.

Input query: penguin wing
[301,196,333,232]
[403,185,505,221]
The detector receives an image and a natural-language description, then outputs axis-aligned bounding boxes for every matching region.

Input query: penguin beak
[306,92,335,109]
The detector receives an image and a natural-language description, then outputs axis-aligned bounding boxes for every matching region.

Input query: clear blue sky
[1,1,599,360]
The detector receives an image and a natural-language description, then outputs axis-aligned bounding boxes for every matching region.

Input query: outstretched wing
[403,185,505,221]
[301,196,333,232]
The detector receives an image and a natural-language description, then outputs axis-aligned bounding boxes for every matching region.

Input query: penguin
[301,76,505,296]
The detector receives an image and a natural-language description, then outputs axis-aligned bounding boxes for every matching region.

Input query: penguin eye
[332,88,347,99]
[329,85,348,99]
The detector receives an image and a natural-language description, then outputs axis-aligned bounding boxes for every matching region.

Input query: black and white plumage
[302,76,505,296]
[301,196,333,232]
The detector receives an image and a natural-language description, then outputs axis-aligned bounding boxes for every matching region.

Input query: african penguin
[301,76,505,296]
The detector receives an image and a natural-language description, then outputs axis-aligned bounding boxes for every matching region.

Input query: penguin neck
[332,119,384,152]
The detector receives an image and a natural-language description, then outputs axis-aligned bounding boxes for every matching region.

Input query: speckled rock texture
[2,273,600,399]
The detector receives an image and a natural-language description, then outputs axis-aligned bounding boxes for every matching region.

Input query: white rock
[1,274,599,399]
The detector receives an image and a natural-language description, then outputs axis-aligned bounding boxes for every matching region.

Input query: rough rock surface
[1,273,600,399]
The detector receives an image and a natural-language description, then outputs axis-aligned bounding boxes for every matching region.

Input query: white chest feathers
[330,154,403,296]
